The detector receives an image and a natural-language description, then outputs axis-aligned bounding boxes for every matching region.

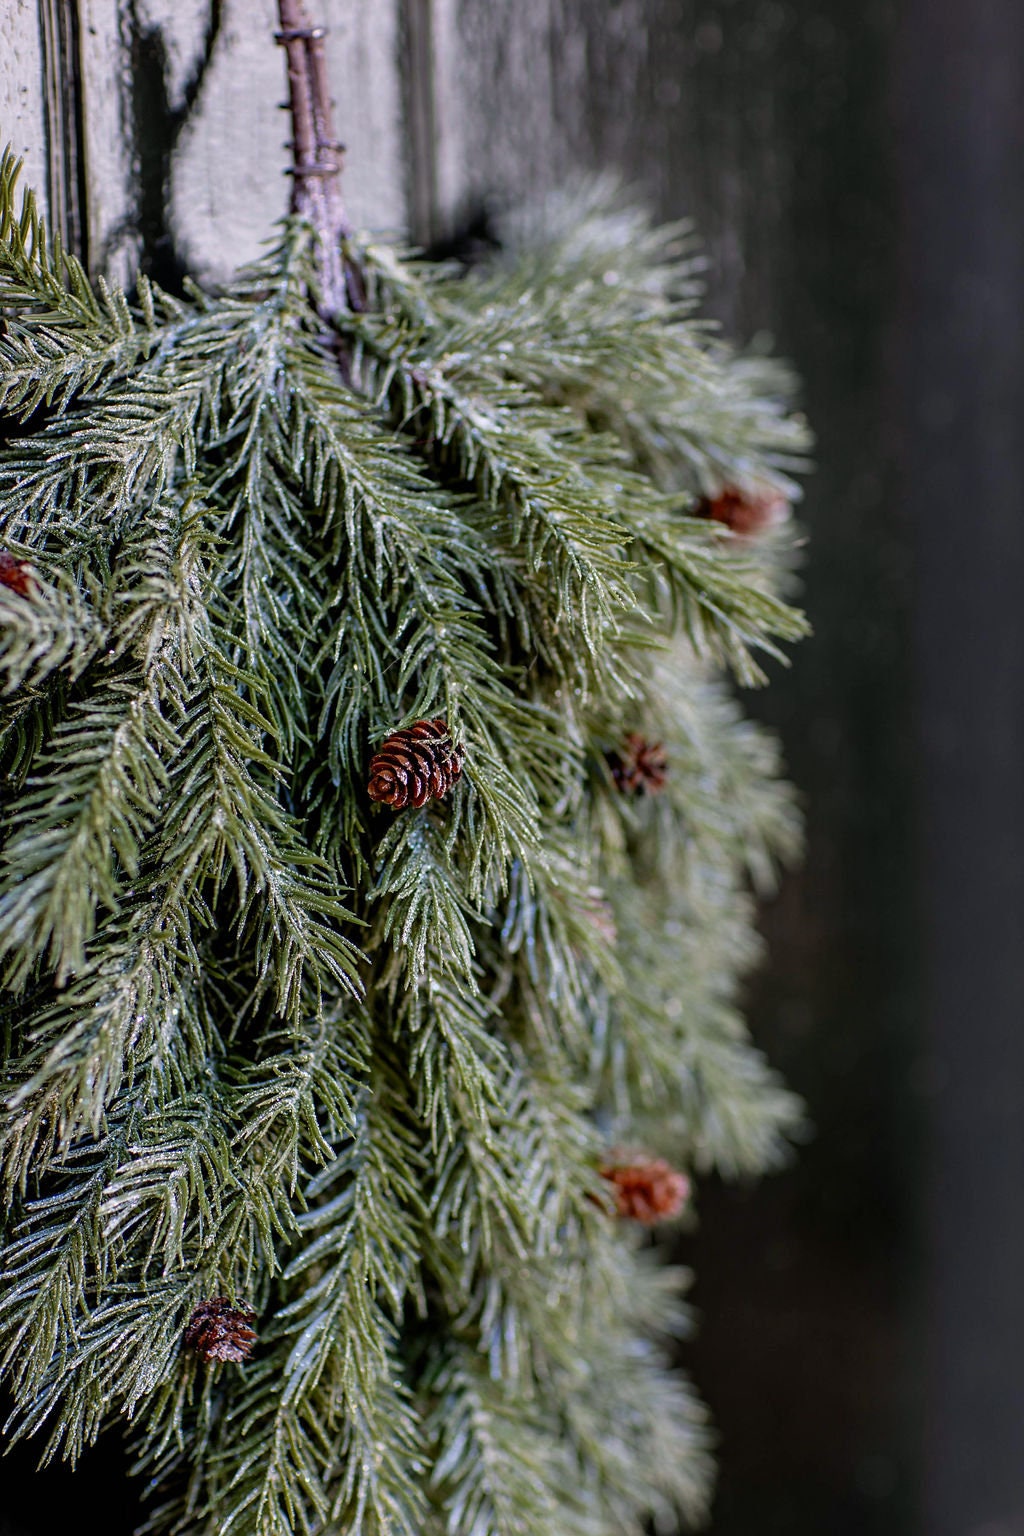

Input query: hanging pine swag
[0,9,810,1533]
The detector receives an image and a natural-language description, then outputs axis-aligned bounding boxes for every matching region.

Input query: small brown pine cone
[368,717,465,809]
[695,484,790,537]
[0,551,32,597]
[607,733,668,796]
[184,1298,257,1363]
[601,1158,690,1224]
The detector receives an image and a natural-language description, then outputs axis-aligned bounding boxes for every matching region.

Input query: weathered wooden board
[412,0,789,336]
[1,1,701,282]
[77,0,135,280]
[1,0,408,283]
[410,0,654,244]
[0,0,49,215]
[2,0,669,281]
[164,0,407,282]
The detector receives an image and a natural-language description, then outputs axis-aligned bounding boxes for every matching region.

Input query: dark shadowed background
[3,1,1023,1532]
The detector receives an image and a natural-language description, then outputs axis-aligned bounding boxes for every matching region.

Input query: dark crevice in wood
[423,204,501,269]
[38,0,89,265]
[124,0,223,293]
[400,0,439,249]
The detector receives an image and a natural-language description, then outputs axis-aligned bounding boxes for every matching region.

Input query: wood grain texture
[4,0,407,286]
[416,0,795,338]
[0,0,50,221]
[425,0,581,241]
[39,0,88,258]
[164,0,406,283]
[415,0,663,246]
[76,0,136,281]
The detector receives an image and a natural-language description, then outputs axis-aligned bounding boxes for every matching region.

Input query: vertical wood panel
[423,0,575,241]
[412,1,792,335]
[5,0,409,287]
[413,7,915,1534]
[166,0,406,284]
[77,0,136,281]
[0,1,51,223]
[39,0,88,258]
[401,0,438,246]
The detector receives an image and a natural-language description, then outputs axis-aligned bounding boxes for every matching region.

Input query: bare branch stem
[276,0,359,322]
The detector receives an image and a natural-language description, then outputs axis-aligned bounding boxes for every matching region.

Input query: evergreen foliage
[0,145,809,1535]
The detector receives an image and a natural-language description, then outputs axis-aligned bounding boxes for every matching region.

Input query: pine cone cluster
[184,1298,257,1363]
[601,1158,690,1224]
[0,551,31,596]
[368,717,465,809]
[695,484,790,537]
[607,733,668,795]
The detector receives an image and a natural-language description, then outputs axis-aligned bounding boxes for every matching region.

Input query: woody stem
[275,0,356,322]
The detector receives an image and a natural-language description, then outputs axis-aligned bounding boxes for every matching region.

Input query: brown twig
[275,0,363,322]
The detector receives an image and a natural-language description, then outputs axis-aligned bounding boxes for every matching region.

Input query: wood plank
[38,0,88,257]
[0,0,51,223]
[425,0,572,241]
[6,1,408,287]
[77,0,136,282]
[155,0,407,284]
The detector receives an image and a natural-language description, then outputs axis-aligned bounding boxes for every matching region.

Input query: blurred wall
[902,2,1024,1532]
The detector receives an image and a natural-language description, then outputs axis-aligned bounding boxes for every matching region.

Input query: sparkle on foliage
[601,1158,691,1224]
[368,717,465,809]
[184,1298,258,1363]
[697,484,790,536]
[607,733,669,795]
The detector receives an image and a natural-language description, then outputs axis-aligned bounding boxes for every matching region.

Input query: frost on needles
[0,142,810,1536]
